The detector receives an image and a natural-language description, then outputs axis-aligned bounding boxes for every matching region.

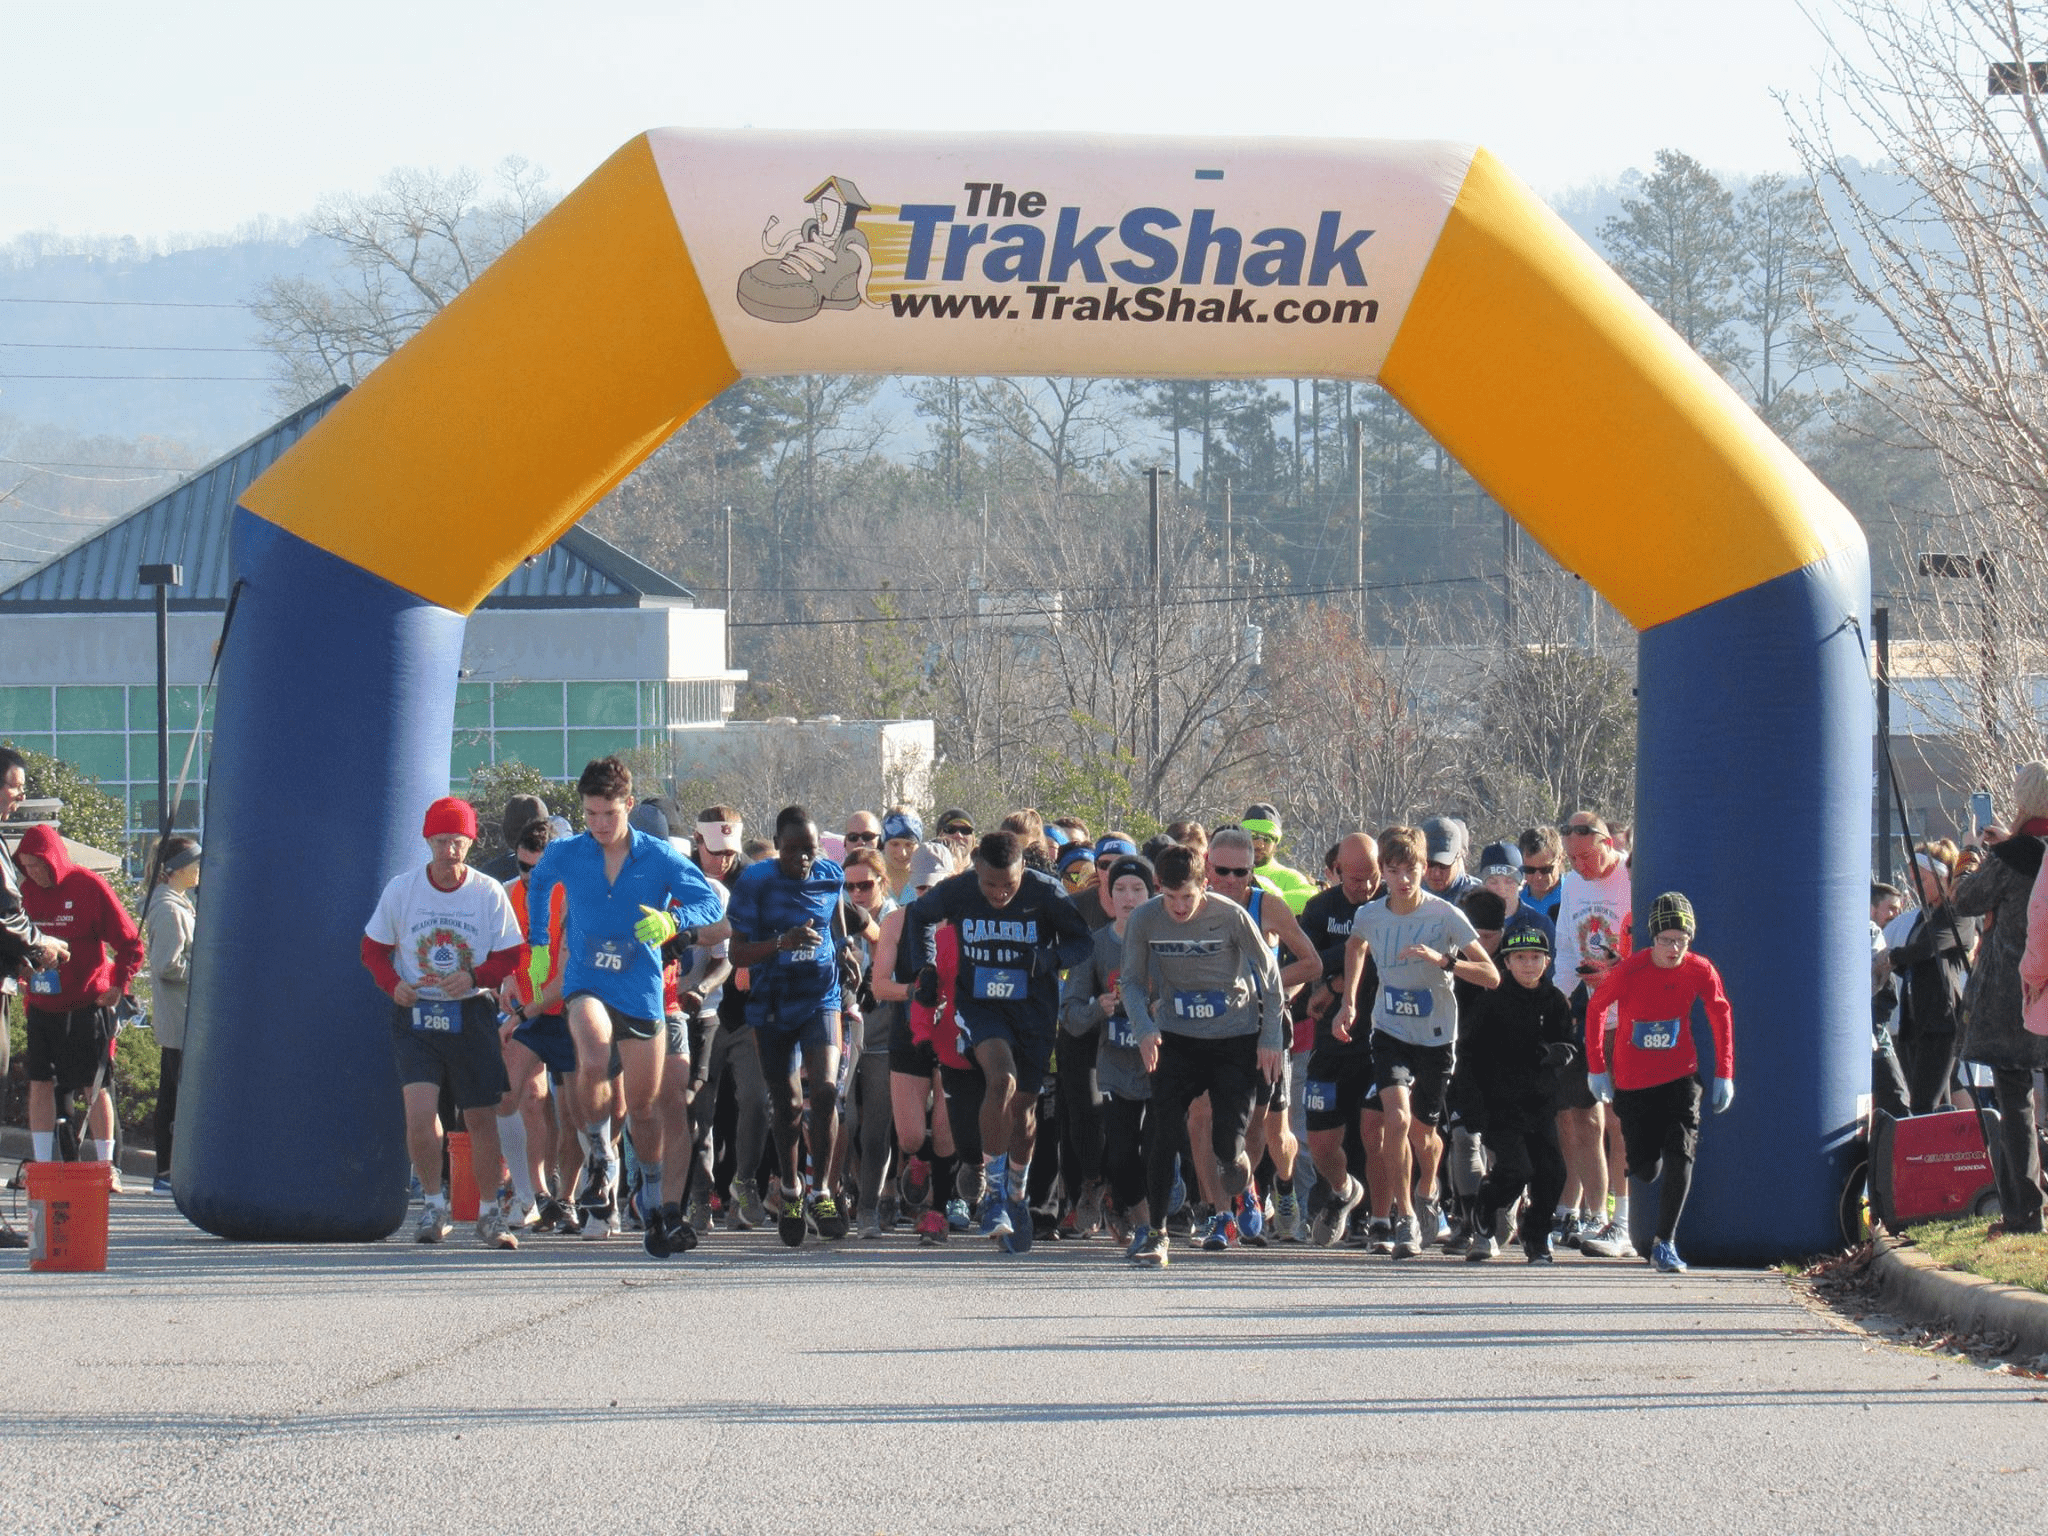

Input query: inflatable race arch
[177,132,1872,1262]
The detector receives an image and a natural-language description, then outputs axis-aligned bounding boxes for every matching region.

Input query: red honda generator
[1869,1108,2001,1229]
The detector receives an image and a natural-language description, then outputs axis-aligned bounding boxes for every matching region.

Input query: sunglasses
[845,878,878,892]
[844,832,881,845]
[1212,865,1251,878]
[1522,862,1554,875]
[1561,825,1600,838]
[940,824,973,838]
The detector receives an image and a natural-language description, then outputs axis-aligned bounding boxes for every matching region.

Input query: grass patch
[1904,1217,2048,1296]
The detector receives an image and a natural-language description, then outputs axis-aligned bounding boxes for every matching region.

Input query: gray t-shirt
[1060,922,1149,1100]
[1119,893,1286,1051]
[1350,892,1479,1046]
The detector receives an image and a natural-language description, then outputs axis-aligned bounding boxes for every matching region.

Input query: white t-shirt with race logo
[365,865,523,1001]
[1555,858,1632,1024]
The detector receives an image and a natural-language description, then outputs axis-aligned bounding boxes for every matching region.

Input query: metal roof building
[0,391,742,844]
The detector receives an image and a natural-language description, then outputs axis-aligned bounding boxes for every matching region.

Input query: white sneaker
[1579,1220,1635,1259]
[505,1195,539,1231]
[476,1207,519,1250]
[416,1203,452,1244]
[105,1164,126,1195]
[1465,1231,1499,1262]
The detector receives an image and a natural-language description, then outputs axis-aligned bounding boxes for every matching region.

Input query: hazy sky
[0,0,1879,242]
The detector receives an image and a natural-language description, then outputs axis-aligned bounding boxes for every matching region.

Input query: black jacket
[1450,977,1578,1130]
[0,836,50,971]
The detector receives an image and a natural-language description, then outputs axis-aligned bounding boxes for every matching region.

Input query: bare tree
[251,158,557,406]
[1791,0,2048,795]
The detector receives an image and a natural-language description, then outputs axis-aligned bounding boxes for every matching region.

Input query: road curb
[1870,1231,2048,1358]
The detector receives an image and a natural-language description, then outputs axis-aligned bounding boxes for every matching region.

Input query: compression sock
[92,1139,114,1162]
[585,1120,612,1161]
[638,1161,663,1212]
[983,1152,1008,1203]
[497,1115,533,1204]
[931,1151,957,1208]
[31,1132,53,1162]
[1006,1160,1029,1202]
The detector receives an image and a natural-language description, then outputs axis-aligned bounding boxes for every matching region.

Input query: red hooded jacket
[13,824,143,1012]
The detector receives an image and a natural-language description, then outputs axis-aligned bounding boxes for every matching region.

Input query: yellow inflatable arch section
[183,132,1873,1263]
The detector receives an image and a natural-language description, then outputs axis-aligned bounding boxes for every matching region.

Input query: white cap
[695,816,741,853]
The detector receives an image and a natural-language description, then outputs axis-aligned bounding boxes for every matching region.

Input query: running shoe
[1389,1213,1421,1259]
[576,1153,616,1228]
[505,1195,539,1232]
[152,1175,172,1195]
[1465,1231,1499,1262]
[642,1201,674,1258]
[1443,1209,1474,1256]
[1273,1190,1305,1245]
[1370,1214,1396,1254]
[1418,1198,1449,1246]
[1579,1220,1635,1259]
[777,1188,807,1248]
[858,1206,883,1240]
[1651,1239,1688,1273]
[916,1208,949,1245]
[810,1192,850,1241]
[664,1203,699,1253]
[980,1199,1015,1242]
[476,1206,519,1250]
[534,1196,574,1235]
[1002,1198,1035,1253]
[106,1166,126,1196]
[1132,1229,1170,1268]
[1235,1185,1266,1247]
[1201,1210,1238,1251]
[1523,1234,1556,1264]
[1312,1176,1363,1247]
[415,1203,452,1244]
[946,1197,972,1232]
[729,1178,765,1231]
[1559,1210,1586,1249]
[1076,1179,1105,1236]
[686,1192,714,1235]
[900,1156,932,1212]
[1125,1223,1153,1261]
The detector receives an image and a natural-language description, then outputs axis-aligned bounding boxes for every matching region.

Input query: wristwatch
[1442,949,1459,973]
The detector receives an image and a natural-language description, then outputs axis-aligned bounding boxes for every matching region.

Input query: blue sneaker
[1125,1223,1152,1262]
[1201,1210,1238,1251]
[946,1197,972,1232]
[1000,1198,1034,1253]
[981,1200,1014,1241]
[1651,1239,1688,1273]
[1235,1186,1266,1247]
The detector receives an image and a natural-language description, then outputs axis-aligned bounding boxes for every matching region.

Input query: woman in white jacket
[143,837,200,1194]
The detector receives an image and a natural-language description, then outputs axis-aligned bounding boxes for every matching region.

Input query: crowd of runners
[352,753,1739,1272]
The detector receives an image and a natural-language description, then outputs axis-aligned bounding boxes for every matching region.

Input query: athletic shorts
[389,995,509,1111]
[1552,988,1609,1112]
[888,1001,937,1076]
[565,990,660,1043]
[958,1010,1055,1097]
[1614,1075,1702,1182]
[750,1007,840,1079]
[510,1010,577,1082]
[23,1005,115,1094]
[1256,1046,1292,1114]
[1368,1031,1454,1124]
[1302,1045,1378,1132]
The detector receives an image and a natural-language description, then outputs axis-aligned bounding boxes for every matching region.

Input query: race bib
[29,968,61,996]
[1383,986,1433,1020]
[1105,1012,1137,1049]
[971,965,1027,1001]
[1304,1079,1337,1113]
[1632,1016,1681,1051]
[588,939,628,974]
[1172,989,1227,1022]
[411,999,461,1033]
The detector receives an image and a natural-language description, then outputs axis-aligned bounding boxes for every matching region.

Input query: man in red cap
[14,820,142,1173]
[361,797,527,1247]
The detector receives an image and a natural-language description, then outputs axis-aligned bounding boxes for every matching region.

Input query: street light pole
[138,562,183,864]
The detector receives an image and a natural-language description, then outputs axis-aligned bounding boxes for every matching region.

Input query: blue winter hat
[881,809,924,844]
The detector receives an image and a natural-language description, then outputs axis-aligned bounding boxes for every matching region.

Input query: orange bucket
[26,1161,112,1272]
[446,1131,479,1220]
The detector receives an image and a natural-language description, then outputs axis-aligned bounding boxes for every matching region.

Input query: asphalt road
[3,1192,2043,1533]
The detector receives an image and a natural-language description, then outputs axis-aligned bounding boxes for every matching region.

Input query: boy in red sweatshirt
[1585,891,1735,1274]
[14,823,143,1169]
